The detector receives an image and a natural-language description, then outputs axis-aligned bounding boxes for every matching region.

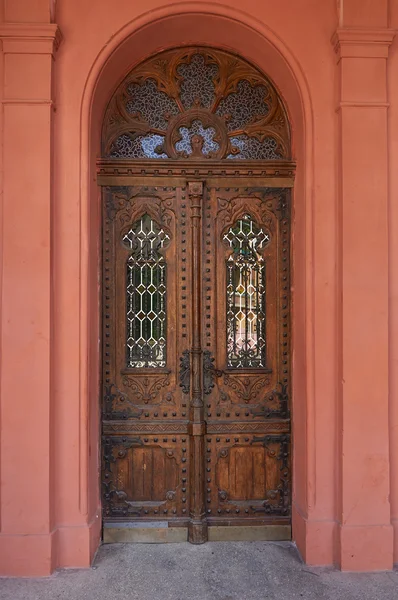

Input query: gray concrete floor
[1,542,398,600]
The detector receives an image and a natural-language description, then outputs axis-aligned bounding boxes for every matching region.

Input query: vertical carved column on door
[188,181,208,543]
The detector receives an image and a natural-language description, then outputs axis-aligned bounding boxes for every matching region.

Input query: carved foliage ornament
[102,47,290,161]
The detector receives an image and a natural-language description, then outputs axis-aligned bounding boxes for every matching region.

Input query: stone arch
[79,4,315,558]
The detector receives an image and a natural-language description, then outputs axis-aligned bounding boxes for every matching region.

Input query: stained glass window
[227,135,282,160]
[110,134,167,159]
[126,79,179,130]
[177,54,218,109]
[216,80,270,132]
[223,215,270,368]
[123,214,170,368]
[103,48,290,160]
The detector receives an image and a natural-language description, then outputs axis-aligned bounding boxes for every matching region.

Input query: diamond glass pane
[177,54,218,109]
[227,135,282,160]
[175,119,220,156]
[216,80,270,132]
[124,214,170,368]
[126,79,179,130]
[223,216,270,368]
[110,133,167,159]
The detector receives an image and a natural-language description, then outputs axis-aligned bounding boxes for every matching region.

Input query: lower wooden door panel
[206,431,290,525]
[103,432,190,522]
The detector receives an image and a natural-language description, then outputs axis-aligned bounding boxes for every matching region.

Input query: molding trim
[3,99,54,106]
[96,159,296,187]
[332,28,396,60]
[0,22,62,55]
[335,101,390,113]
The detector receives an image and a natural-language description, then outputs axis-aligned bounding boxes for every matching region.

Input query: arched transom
[102,47,291,161]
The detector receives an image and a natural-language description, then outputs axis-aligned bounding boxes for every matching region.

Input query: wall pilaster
[333,26,395,570]
[0,20,61,576]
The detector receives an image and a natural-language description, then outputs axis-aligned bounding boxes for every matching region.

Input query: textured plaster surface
[1,0,398,575]
[2,542,398,599]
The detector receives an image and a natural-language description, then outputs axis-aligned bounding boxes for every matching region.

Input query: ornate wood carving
[101,168,291,532]
[98,130,293,528]
[199,185,291,527]
[187,180,208,543]
[250,434,291,516]
[203,350,220,395]
[103,383,143,420]
[207,422,289,434]
[250,383,290,419]
[205,187,291,414]
[102,435,189,519]
[179,350,190,394]
[102,47,290,161]
[97,159,295,185]
[121,373,174,406]
[103,422,189,434]
[204,433,291,520]
[222,374,271,403]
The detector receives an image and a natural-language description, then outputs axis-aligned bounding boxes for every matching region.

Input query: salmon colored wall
[389,1,398,568]
[0,0,396,576]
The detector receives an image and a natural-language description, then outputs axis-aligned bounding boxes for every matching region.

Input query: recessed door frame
[98,158,295,542]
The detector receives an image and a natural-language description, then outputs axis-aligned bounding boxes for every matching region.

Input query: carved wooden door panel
[101,178,291,542]
[203,186,291,529]
[102,184,193,526]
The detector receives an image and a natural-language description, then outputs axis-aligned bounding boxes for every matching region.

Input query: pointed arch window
[122,214,170,368]
[223,215,270,369]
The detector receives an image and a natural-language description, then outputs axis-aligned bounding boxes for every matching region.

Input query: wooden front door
[100,165,292,543]
[99,45,293,543]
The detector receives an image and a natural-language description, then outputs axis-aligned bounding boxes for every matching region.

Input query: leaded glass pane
[223,216,270,368]
[124,214,170,368]
[175,120,219,156]
[177,54,218,109]
[103,47,291,160]
[216,81,270,132]
[110,133,167,159]
[126,79,179,130]
[227,135,282,160]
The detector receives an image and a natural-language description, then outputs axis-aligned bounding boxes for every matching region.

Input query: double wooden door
[101,167,291,542]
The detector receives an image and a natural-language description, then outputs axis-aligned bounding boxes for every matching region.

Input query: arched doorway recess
[98,46,294,544]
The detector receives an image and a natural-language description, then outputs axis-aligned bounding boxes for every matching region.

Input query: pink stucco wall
[0,0,397,576]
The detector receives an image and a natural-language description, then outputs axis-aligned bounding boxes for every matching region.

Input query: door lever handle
[179,350,222,396]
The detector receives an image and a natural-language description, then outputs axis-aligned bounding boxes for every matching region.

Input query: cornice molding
[331,27,396,60]
[332,28,396,59]
[332,28,395,104]
[0,22,62,55]
[332,28,396,45]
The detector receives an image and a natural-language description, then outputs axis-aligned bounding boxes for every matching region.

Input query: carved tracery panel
[102,47,290,160]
